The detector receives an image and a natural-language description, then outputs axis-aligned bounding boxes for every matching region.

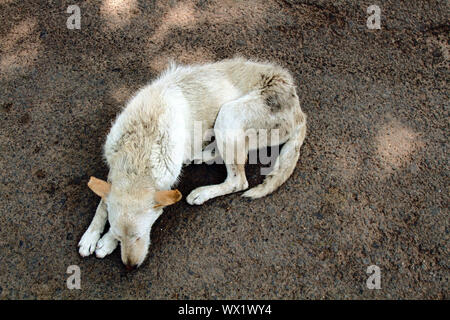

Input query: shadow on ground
[0,0,448,299]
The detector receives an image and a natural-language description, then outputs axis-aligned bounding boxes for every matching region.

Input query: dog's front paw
[95,234,118,258]
[186,186,212,205]
[78,229,101,257]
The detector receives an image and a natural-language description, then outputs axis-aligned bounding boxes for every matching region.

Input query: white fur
[79,57,307,268]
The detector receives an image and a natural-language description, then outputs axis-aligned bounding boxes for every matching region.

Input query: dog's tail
[242,118,306,199]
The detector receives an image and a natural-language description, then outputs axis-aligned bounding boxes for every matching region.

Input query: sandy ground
[0,0,448,299]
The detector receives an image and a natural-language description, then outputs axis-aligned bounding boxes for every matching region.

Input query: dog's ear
[154,189,182,208]
[88,176,111,199]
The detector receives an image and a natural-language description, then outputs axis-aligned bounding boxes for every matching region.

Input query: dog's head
[87,176,181,270]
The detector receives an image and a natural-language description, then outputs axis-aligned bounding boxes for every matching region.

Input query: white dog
[78,57,307,269]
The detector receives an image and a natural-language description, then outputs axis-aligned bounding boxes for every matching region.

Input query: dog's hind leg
[187,95,257,205]
[78,200,108,257]
[186,84,303,204]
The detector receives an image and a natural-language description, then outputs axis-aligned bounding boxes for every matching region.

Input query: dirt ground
[0,0,448,299]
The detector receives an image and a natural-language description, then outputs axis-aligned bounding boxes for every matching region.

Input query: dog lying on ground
[78,57,307,269]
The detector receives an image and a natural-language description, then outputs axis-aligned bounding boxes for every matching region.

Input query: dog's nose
[125,263,137,271]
